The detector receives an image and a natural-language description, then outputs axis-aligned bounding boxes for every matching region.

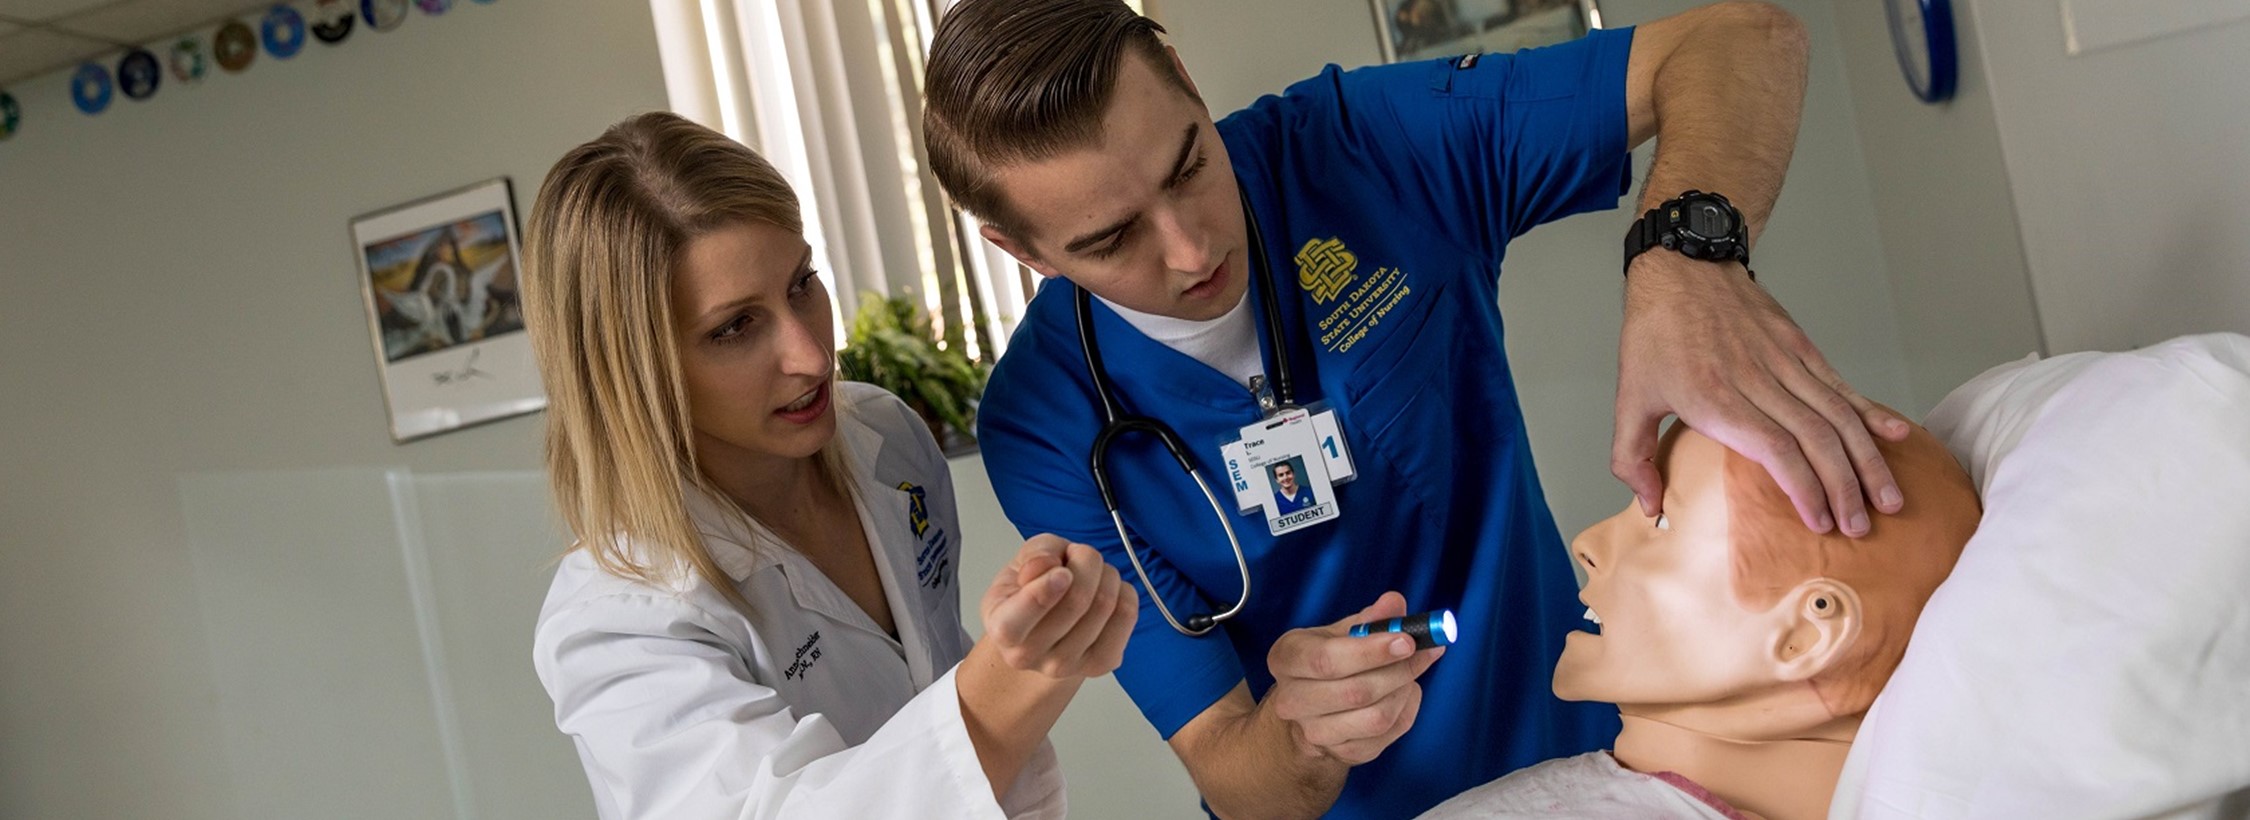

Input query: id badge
[1222,404,1355,514]
[1219,406,1352,535]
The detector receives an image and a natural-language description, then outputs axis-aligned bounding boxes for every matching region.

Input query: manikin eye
[1654,513,1671,531]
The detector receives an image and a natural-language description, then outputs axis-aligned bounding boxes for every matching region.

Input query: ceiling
[0,0,271,86]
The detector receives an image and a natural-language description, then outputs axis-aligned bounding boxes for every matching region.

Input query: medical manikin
[1422,420,1981,820]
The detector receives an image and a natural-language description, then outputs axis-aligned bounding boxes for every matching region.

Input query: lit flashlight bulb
[1348,609,1457,650]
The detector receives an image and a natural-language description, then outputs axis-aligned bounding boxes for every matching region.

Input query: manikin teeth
[1583,607,1602,625]
[783,389,818,412]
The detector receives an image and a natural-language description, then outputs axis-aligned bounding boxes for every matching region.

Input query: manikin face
[1274,463,1299,496]
[1555,429,1804,706]
[671,220,838,465]
[981,50,1251,321]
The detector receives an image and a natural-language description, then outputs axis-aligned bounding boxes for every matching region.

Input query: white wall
[0,2,667,817]
[1833,0,2250,396]
[1966,1,2250,354]
[1831,0,2043,413]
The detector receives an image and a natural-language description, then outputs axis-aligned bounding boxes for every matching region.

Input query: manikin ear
[1768,579,1863,683]
[977,224,1061,279]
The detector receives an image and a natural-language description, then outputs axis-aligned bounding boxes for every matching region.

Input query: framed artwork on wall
[350,178,543,442]
[1372,0,1602,64]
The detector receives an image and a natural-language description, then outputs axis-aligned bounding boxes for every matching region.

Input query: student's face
[982,50,1250,321]
[1553,430,1781,706]
[1275,464,1298,495]
[671,220,837,464]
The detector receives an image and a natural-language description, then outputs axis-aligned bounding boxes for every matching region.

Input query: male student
[924,2,1911,816]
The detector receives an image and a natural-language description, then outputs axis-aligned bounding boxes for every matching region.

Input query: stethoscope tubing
[1074,193,1289,637]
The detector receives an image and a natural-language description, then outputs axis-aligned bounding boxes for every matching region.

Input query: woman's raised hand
[978,534,1138,678]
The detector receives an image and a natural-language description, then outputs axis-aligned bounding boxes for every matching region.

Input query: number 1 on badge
[1310,409,1355,483]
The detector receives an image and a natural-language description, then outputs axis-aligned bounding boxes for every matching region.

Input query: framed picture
[350,178,543,442]
[1371,0,1602,64]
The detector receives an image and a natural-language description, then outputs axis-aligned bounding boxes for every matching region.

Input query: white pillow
[1833,333,2250,820]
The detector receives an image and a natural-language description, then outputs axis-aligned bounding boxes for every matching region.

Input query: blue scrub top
[979,27,1635,819]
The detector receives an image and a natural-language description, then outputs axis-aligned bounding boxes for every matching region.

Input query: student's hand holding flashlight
[1261,591,1447,764]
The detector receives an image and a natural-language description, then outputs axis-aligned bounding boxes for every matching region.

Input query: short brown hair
[922,0,1193,239]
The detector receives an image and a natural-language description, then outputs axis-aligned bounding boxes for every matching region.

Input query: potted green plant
[837,292,990,454]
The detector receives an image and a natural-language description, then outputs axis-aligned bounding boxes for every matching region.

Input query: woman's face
[670,220,837,466]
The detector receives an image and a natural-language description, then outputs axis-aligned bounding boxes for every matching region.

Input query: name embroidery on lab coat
[1297,237,1415,354]
[899,482,952,590]
[784,631,823,680]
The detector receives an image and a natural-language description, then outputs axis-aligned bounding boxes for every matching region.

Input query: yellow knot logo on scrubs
[1295,237,1358,304]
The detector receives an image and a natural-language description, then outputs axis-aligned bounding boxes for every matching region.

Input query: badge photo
[1239,411,1341,536]
[1223,405,1355,514]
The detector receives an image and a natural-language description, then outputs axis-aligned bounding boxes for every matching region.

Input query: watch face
[1684,199,1736,240]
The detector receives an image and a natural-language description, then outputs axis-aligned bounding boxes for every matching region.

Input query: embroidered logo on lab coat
[1295,237,1359,304]
[899,482,953,590]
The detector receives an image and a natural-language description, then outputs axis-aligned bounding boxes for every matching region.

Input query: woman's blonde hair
[523,111,851,609]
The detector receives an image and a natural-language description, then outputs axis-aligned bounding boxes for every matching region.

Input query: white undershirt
[1098,291,1265,389]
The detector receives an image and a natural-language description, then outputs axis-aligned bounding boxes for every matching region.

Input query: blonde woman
[525,112,1134,820]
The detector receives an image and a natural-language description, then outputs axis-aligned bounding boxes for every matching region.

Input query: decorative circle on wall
[311,0,357,44]
[416,0,453,15]
[0,92,19,141]
[215,20,259,72]
[363,0,409,31]
[71,63,113,114]
[118,49,162,101]
[1885,0,1958,103]
[261,4,307,58]
[169,37,210,84]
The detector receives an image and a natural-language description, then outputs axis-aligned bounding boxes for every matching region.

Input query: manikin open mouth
[1582,606,1603,631]
[781,388,820,412]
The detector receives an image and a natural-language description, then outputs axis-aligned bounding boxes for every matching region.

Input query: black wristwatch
[1622,190,1749,275]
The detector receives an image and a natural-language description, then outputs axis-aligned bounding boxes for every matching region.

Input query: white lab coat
[532,383,1065,820]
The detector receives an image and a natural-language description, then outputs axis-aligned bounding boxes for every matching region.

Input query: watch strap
[1622,193,1750,275]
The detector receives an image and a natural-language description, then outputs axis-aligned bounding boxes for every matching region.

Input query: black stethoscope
[1074,196,1297,637]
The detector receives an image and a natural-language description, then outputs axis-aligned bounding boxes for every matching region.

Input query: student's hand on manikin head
[1613,252,1914,541]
